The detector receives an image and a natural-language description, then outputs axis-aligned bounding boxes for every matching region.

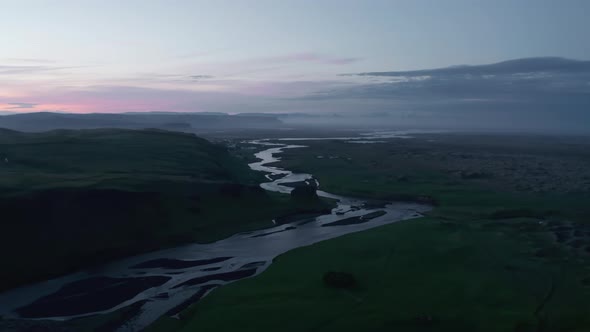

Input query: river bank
[0,139,430,331]
[148,133,590,332]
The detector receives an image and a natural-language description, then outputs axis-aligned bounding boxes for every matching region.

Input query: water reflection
[0,139,431,331]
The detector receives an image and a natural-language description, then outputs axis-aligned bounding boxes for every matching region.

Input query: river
[0,139,431,331]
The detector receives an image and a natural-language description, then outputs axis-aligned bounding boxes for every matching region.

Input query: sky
[1,0,589,130]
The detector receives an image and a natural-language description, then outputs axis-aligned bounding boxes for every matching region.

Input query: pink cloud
[2,85,247,113]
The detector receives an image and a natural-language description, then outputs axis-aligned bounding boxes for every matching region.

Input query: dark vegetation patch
[201,267,222,272]
[251,226,296,238]
[274,210,332,225]
[93,299,149,332]
[16,276,170,318]
[458,170,492,179]
[154,293,169,299]
[490,208,556,220]
[296,217,321,226]
[322,271,358,290]
[266,173,286,181]
[240,261,267,269]
[322,210,386,227]
[384,193,438,206]
[281,179,316,188]
[361,200,390,209]
[132,257,232,269]
[290,185,318,201]
[172,268,258,289]
[165,284,219,317]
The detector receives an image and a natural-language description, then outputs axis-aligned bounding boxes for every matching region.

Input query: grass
[0,129,333,292]
[153,217,590,332]
[0,128,258,191]
[150,135,590,332]
[271,139,590,222]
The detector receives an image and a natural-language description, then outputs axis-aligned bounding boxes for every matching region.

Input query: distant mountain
[235,113,275,117]
[0,112,283,132]
[123,111,229,116]
[237,112,331,118]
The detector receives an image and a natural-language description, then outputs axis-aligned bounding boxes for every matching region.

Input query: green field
[152,217,590,332]
[0,129,332,292]
[151,134,590,332]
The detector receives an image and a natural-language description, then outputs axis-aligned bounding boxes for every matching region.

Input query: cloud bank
[2,57,589,133]
[328,57,590,103]
[298,57,590,133]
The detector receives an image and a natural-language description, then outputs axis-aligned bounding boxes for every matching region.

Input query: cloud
[252,53,361,66]
[313,57,590,105]
[3,80,368,115]
[6,102,37,109]
[0,65,54,75]
[289,57,590,133]
[189,75,214,80]
[4,85,278,113]
[350,57,590,77]
[3,58,56,64]
[0,64,82,75]
[4,57,589,133]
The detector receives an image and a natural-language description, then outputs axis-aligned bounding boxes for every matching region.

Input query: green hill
[0,128,256,190]
[0,129,331,291]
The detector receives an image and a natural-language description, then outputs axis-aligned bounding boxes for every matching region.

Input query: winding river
[0,139,431,331]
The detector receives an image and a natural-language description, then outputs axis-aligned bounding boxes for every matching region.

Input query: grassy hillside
[0,129,331,292]
[0,128,256,190]
[151,134,590,332]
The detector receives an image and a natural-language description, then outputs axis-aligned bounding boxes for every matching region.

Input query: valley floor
[0,129,333,293]
[150,132,590,332]
[3,130,589,332]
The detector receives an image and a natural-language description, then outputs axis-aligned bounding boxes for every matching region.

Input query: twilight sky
[1,0,589,125]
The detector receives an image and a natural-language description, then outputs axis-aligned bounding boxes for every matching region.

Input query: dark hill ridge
[0,112,283,132]
[0,128,255,191]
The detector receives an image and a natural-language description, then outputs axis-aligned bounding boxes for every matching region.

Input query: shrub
[322,271,358,289]
[291,185,318,201]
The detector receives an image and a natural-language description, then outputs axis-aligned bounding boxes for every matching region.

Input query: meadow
[0,128,332,292]
[151,133,590,332]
